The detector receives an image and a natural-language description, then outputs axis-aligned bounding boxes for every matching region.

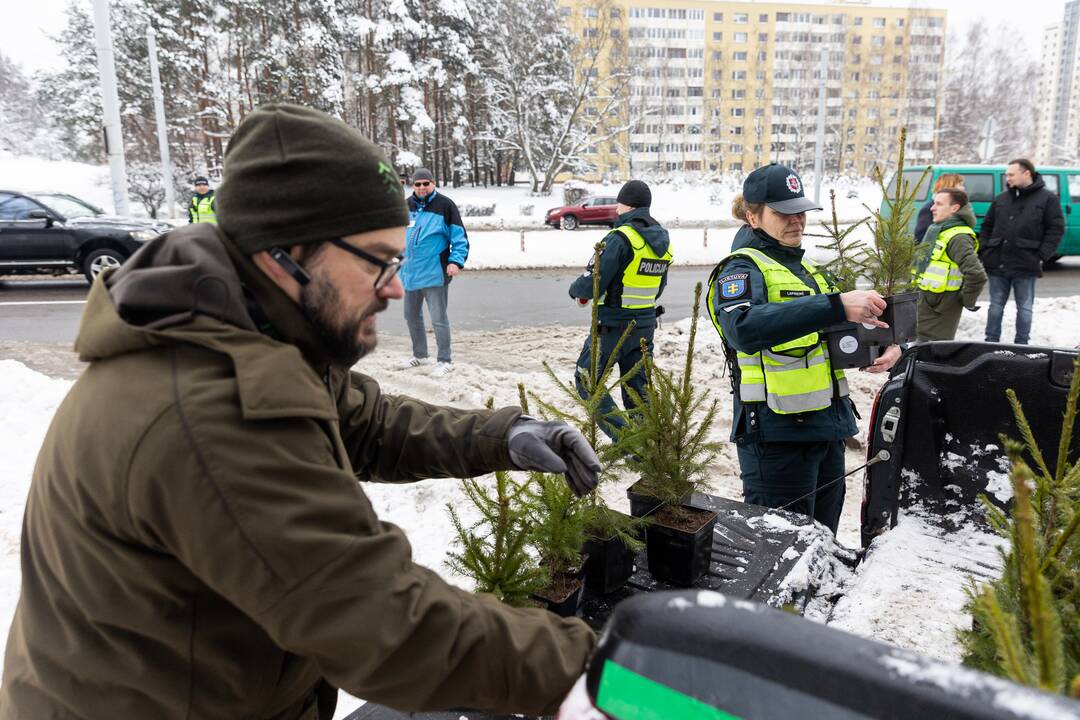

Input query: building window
[896,18,905,27]
[755,107,764,116]
[714,12,723,21]
[734,13,748,24]
[583,7,597,18]
[732,89,746,99]
[854,17,863,26]
[759,13,769,22]
[731,107,745,117]
[559,7,570,17]
[756,70,766,80]
[731,126,744,135]
[871,35,885,47]
[758,32,769,42]
[732,70,747,80]
[894,36,904,46]
[734,32,748,42]
[713,32,723,41]
[733,51,748,61]
[873,17,886,27]
[757,51,767,61]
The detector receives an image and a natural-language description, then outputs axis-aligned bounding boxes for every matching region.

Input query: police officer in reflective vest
[188,176,217,224]
[569,180,672,441]
[915,187,987,342]
[707,164,900,534]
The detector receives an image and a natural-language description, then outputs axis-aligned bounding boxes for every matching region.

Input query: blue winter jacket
[401,191,469,291]
[710,226,856,444]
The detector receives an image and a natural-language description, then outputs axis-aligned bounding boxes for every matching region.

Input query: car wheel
[83,248,126,283]
[562,214,578,231]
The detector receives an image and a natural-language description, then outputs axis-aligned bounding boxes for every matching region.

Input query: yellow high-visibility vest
[916,225,977,293]
[707,247,848,414]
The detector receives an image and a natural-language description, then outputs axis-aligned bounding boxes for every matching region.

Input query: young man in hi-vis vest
[569,180,672,442]
[915,187,986,342]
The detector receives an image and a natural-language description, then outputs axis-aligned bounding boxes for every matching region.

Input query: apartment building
[1035,1,1080,165]
[560,0,946,178]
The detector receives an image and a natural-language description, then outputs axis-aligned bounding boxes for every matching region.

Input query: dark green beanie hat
[217,103,408,253]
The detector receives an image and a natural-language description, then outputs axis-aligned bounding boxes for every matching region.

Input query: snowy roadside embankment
[0,154,882,233]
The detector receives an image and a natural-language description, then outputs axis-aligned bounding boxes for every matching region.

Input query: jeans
[574,324,654,442]
[404,284,452,363]
[737,440,846,534]
[985,274,1036,345]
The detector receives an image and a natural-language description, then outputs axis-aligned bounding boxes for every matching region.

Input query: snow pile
[827,497,1005,663]
[0,360,73,662]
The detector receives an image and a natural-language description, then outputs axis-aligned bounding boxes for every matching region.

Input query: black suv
[0,190,170,282]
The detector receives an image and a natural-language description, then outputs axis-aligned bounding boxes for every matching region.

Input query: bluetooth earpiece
[269,247,311,287]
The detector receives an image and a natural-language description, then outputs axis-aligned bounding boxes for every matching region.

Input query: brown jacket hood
[2,225,594,719]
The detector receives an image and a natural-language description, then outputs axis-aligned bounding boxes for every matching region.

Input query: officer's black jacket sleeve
[710,258,846,355]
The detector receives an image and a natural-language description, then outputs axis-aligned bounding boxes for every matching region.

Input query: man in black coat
[978,158,1064,344]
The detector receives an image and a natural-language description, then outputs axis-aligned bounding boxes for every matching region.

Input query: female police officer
[707,163,900,535]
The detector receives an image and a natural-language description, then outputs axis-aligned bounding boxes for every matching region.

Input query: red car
[544,195,619,230]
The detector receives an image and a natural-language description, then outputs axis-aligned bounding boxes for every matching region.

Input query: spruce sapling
[959,353,1080,697]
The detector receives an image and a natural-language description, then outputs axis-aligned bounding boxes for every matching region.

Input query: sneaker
[429,361,452,377]
[398,356,433,370]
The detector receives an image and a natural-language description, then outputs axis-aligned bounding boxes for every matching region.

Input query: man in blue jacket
[399,168,469,377]
[569,180,672,441]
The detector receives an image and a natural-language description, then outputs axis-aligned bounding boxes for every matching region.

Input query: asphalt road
[2,260,1079,344]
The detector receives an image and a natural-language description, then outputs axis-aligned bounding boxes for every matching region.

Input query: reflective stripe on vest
[191,195,217,224]
[707,247,848,415]
[916,225,977,293]
[607,225,673,309]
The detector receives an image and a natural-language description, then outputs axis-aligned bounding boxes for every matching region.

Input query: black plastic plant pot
[530,575,585,617]
[645,506,718,587]
[583,535,636,596]
[883,291,919,344]
[823,323,886,370]
[626,479,690,519]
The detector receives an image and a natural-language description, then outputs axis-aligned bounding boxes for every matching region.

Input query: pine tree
[445,399,546,606]
[807,189,870,293]
[860,127,925,297]
[959,353,1080,698]
[619,282,722,516]
[526,241,646,547]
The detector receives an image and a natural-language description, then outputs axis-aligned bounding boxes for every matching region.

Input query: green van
[885,164,1080,262]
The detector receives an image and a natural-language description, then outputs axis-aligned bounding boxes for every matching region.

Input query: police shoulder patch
[718,272,750,300]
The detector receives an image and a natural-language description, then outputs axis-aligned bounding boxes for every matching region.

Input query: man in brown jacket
[0,105,599,719]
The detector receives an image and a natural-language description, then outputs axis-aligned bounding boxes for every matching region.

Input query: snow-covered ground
[2,295,1078,716]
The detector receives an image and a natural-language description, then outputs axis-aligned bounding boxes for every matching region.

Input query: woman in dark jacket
[707,164,901,534]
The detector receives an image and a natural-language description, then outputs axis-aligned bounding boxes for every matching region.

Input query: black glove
[506,417,601,497]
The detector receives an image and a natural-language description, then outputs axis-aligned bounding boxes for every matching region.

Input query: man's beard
[300,274,386,367]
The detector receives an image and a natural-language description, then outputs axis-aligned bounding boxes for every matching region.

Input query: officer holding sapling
[706,164,901,534]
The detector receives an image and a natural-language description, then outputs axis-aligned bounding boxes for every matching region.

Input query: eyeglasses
[413,181,432,188]
[327,237,404,290]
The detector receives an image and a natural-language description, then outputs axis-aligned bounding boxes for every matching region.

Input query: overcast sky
[0,0,1069,75]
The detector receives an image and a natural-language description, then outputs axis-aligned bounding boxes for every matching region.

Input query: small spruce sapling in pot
[822,128,926,368]
[527,242,645,595]
[445,398,547,607]
[621,283,723,586]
